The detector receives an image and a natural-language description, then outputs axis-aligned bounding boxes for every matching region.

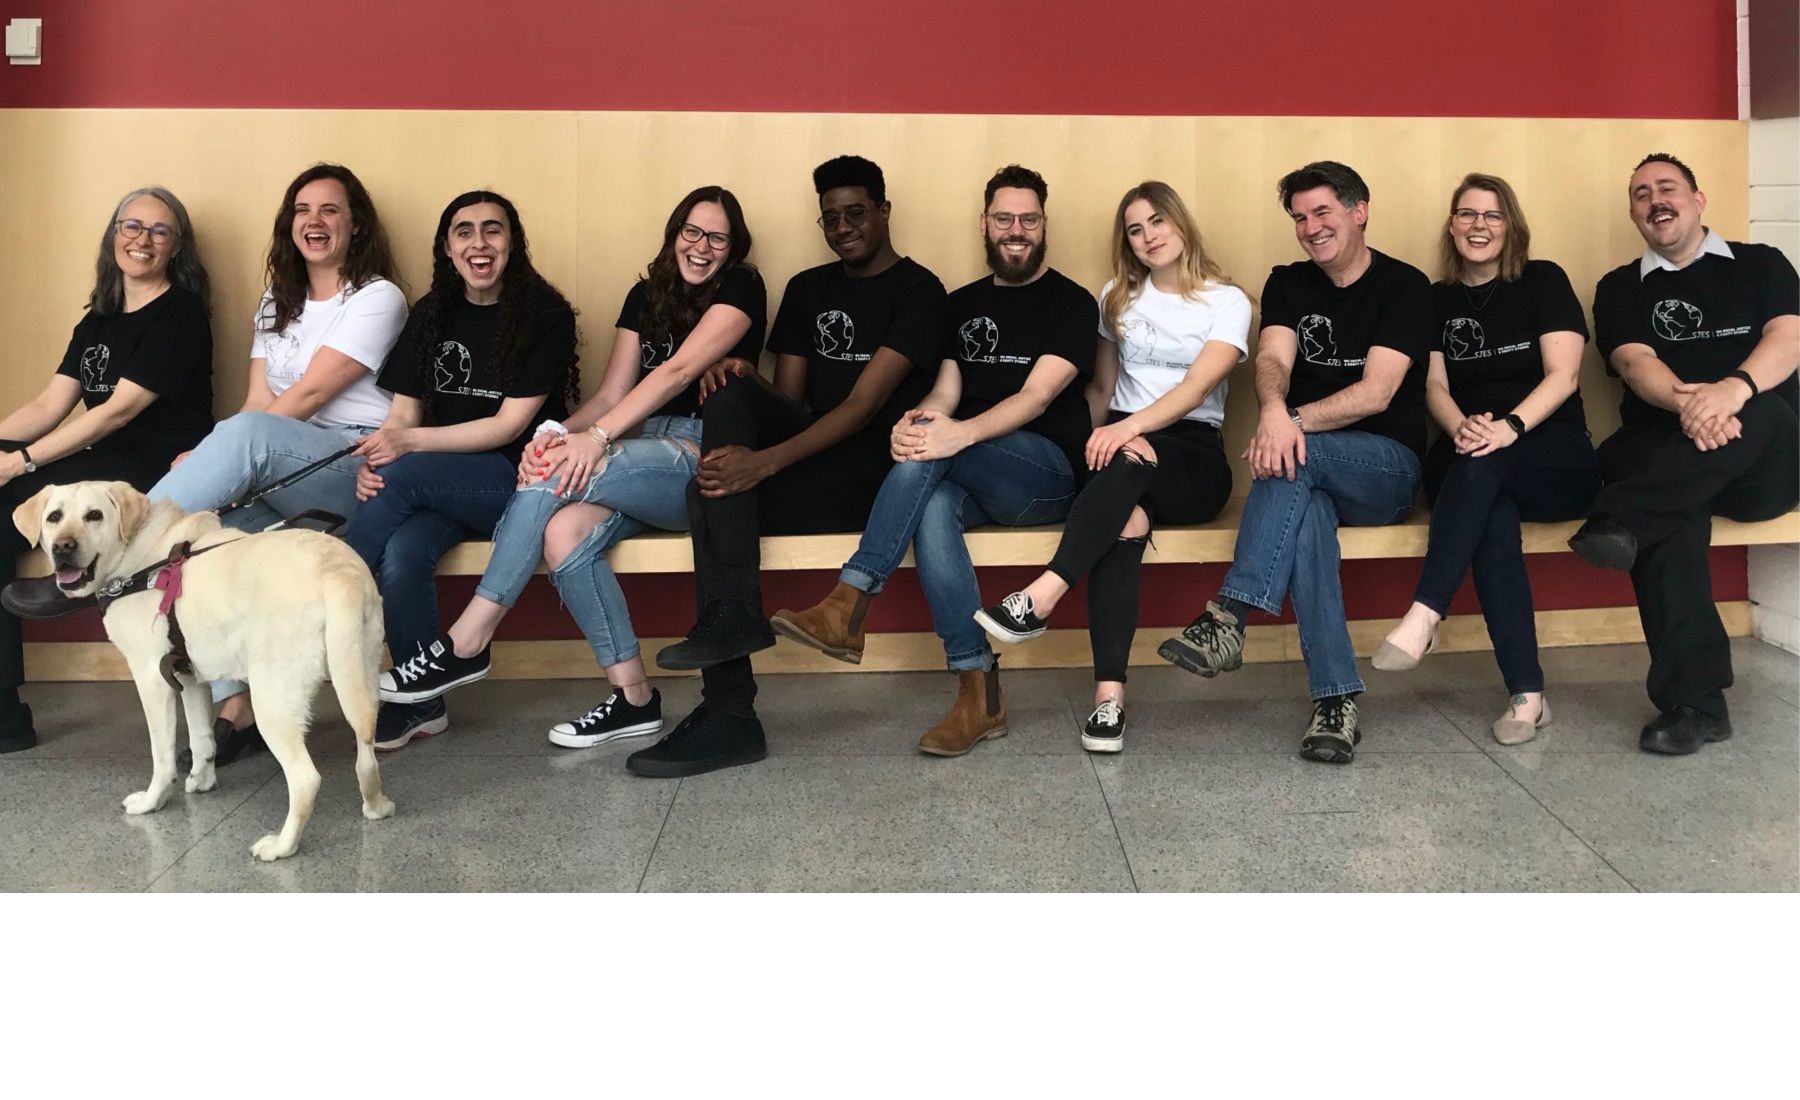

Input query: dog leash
[215,441,361,528]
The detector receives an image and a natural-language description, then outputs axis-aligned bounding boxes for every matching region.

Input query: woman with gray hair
[0,186,216,753]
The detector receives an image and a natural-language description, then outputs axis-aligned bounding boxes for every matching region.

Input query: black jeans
[1594,394,1800,717]
[0,442,164,692]
[686,379,886,716]
[1045,420,1233,683]
[1415,422,1600,694]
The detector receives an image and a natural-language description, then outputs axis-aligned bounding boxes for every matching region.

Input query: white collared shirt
[1639,228,1735,279]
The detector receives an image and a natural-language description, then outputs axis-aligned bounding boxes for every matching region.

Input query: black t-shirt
[941,268,1098,472]
[767,257,947,467]
[378,299,575,462]
[1593,238,1800,431]
[616,265,766,419]
[1431,259,1590,432]
[1259,249,1434,454]
[54,283,214,468]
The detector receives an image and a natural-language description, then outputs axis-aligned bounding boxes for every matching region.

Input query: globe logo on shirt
[1651,299,1704,341]
[815,310,856,357]
[641,334,674,368]
[79,344,112,392]
[433,340,474,393]
[1444,318,1486,361]
[1298,314,1338,363]
[959,316,1000,360]
[264,329,303,381]
[1119,318,1156,363]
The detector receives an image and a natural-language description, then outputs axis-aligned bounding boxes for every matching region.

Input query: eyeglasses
[1452,209,1505,228]
[116,219,176,243]
[986,211,1044,231]
[678,222,731,250]
[817,206,874,231]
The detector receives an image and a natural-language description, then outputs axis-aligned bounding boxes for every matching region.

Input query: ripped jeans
[474,415,702,667]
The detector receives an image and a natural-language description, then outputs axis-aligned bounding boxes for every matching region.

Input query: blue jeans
[476,415,701,667]
[1220,429,1421,700]
[343,450,517,662]
[841,430,1075,671]
[148,411,371,703]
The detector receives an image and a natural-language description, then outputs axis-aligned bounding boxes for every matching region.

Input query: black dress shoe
[625,705,767,778]
[655,599,776,670]
[1640,705,1733,755]
[1,576,96,620]
[0,703,36,754]
[176,718,268,772]
[1568,515,1639,571]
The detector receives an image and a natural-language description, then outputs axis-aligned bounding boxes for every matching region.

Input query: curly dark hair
[409,190,581,424]
[638,186,754,347]
[983,164,1048,208]
[260,163,401,336]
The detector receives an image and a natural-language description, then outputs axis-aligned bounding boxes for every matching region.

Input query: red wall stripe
[0,0,1738,119]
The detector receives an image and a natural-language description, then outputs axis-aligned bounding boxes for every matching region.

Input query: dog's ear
[11,485,55,547]
[106,483,151,541]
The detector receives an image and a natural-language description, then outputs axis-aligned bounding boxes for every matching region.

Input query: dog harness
[94,540,226,692]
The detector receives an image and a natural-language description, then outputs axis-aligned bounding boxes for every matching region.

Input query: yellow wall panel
[0,109,1747,492]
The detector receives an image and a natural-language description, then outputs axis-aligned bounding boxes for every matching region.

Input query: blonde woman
[974,180,1249,752]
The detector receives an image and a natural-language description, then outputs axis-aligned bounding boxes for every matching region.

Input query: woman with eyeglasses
[341,191,580,750]
[0,186,216,753]
[376,185,765,751]
[1372,172,1599,745]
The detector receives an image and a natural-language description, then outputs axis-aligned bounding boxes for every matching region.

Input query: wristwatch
[1502,413,1526,436]
[19,448,36,474]
[1287,406,1305,431]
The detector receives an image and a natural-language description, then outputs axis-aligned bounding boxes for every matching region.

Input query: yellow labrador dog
[12,481,394,861]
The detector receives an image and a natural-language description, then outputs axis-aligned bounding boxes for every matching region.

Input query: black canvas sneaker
[974,591,1049,644]
[655,600,776,670]
[548,688,663,749]
[379,634,491,703]
[1080,697,1126,753]
[625,705,768,778]
[374,698,449,752]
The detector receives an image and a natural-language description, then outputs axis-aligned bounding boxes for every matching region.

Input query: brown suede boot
[918,665,1008,757]
[770,582,872,665]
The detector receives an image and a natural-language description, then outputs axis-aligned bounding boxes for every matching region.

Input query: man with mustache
[1157,161,1433,764]
[1570,152,1799,755]
[633,155,948,777]
[772,164,1097,757]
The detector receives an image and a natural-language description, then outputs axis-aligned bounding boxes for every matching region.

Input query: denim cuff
[946,646,995,673]
[473,583,519,610]
[839,564,884,595]
[1308,679,1366,701]
[1217,584,1282,617]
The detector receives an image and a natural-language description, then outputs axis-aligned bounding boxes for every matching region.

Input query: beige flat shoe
[1492,696,1552,745]
[1372,626,1439,672]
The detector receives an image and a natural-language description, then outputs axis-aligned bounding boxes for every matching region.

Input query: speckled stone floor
[4,639,1795,892]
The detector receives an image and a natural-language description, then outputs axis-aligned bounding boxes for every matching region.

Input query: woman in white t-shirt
[149,162,408,764]
[975,180,1248,752]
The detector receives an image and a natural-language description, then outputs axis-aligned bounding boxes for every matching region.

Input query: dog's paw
[363,795,396,821]
[121,788,168,815]
[185,767,218,794]
[250,834,298,862]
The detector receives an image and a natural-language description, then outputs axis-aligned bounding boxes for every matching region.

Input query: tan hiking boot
[918,666,1008,757]
[770,582,872,665]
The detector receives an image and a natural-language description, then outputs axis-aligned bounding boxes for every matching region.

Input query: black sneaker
[1157,601,1245,677]
[654,600,776,671]
[1080,697,1125,753]
[549,688,663,749]
[1639,705,1733,755]
[974,591,1049,644]
[177,718,266,772]
[380,634,491,703]
[0,702,36,754]
[1299,695,1361,764]
[374,699,449,752]
[625,705,767,778]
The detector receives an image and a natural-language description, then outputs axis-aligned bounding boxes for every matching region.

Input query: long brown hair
[1100,181,1239,338]
[638,186,754,345]
[260,163,400,336]
[1439,172,1533,284]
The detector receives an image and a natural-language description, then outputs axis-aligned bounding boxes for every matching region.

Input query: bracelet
[1727,369,1759,398]
[1502,412,1526,436]
[535,419,568,439]
[1287,406,1305,431]
[587,424,612,450]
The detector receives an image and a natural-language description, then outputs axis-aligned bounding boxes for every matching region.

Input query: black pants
[1045,419,1232,683]
[686,380,886,716]
[1414,422,1600,694]
[0,442,164,692]
[1594,394,1799,717]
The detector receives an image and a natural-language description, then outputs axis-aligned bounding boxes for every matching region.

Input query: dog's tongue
[54,566,85,586]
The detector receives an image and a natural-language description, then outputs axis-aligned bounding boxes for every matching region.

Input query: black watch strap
[1728,369,1759,398]
[1502,413,1526,436]
[18,447,35,472]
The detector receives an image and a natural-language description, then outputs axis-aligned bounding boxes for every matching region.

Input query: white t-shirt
[1098,278,1251,429]
[250,277,407,431]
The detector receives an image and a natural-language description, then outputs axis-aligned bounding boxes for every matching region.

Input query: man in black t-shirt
[765,165,1096,759]
[1569,152,1799,755]
[1158,161,1432,765]
[629,155,949,778]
